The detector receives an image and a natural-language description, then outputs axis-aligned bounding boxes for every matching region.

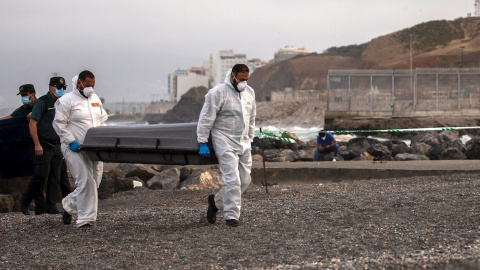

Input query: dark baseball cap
[49,76,66,86]
[17,84,36,95]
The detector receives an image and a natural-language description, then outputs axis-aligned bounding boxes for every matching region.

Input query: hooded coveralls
[53,76,107,226]
[197,73,256,220]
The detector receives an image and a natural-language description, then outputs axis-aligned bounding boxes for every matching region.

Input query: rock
[438,130,460,144]
[146,168,181,190]
[263,149,281,161]
[381,155,395,161]
[394,153,429,161]
[107,168,125,179]
[252,154,263,162]
[179,167,192,182]
[345,137,381,159]
[439,148,467,160]
[180,169,222,190]
[383,140,409,156]
[352,155,370,161]
[450,140,466,153]
[0,194,14,213]
[410,142,432,156]
[116,164,157,182]
[98,173,135,200]
[289,150,314,162]
[252,137,273,150]
[427,145,444,160]
[0,176,31,198]
[466,137,480,159]
[366,144,391,158]
[411,132,440,146]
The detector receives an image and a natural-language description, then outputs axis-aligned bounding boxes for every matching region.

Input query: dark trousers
[21,142,71,214]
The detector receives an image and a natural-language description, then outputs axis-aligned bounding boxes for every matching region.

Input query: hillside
[249,18,480,101]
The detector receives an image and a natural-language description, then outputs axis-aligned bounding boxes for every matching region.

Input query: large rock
[409,142,432,156]
[438,130,460,144]
[427,145,445,160]
[98,173,135,200]
[439,148,467,160]
[394,153,429,161]
[180,169,222,190]
[344,137,381,160]
[0,194,14,213]
[116,164,157,182]
[288,149,314,162]
[411,132,440,146]
[466,137,480,159]
[382,140,409,157]
[366,144,391,158]
[0,176,31,198]
[146,168,181,190]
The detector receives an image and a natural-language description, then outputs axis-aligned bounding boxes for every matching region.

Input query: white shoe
[332,158,336,162]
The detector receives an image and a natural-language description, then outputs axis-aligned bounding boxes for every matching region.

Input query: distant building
[168,68,209,102]
[209,50,248,85]
[274,46,310,62]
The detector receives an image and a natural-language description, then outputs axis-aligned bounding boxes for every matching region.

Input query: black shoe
[207,194,218,224]
[226,219,239,227]
[18,195,30,215]
[63,211,72,225]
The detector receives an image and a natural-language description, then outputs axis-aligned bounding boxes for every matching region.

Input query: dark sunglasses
[54,85,67,90]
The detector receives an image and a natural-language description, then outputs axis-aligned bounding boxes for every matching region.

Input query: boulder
[146,168,181,190]
[252,154,263,162]
[0,176,31,198]
[438,130,460,144]
[289,149,314,162]
[180,169,222,190]
[466,137,480,159]
[252,137,273,150]
[411,132,440,146]
[179,167,192,182]
[0,194,14,213]
[427,145,444,160]
[98,173,135,200]
[381,155,395,161]
[394,153,429,161]
[345,137,381,159]
[263,149,281,162]
[439,148,467,160]
[382,140,409,157]
[409,142,432,156]
[366,144,391,158]
[116,164,157,182]
[450,140,466,153]
[106,168,126,179]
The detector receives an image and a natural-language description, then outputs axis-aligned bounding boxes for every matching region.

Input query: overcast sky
[0,0,474,111]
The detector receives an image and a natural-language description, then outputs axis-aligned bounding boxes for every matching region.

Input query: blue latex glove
[199,143,210,157]
[69,141,81,152]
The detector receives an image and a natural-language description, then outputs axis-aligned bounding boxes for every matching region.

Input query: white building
[168,68,209,102]
[274,46,310,62]
[209,50,248,85]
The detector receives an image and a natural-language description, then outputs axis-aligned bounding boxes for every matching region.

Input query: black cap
[17,84,35,95]
[49,77,66,86]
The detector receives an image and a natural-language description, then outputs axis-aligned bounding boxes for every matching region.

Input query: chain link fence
[327,68,480,112]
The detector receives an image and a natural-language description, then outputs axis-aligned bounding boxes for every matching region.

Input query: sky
[0,0,475,111]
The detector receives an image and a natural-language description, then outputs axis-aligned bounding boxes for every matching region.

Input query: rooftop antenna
[476,0,480,17]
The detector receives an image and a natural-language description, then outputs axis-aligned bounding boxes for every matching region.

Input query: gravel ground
[1,173,480,269]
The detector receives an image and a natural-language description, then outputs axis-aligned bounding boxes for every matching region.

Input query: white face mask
[82,87,94,97]
[233,75,248,92]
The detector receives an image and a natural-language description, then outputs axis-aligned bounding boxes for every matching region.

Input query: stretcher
[81,122,218,165]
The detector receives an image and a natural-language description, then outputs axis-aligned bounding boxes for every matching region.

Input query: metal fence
[327,68,480,112]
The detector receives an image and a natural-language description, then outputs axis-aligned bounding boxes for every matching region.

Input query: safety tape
[259,126,480,135]
[258,134,296,144]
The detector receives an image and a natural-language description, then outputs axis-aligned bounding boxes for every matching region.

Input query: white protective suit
[197,71,256,220]
[53,76,108,227]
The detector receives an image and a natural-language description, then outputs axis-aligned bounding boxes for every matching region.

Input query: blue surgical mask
[21,96,31,105]
[55,89,65,98]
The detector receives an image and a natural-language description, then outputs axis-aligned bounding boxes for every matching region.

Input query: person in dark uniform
[0,84,37,120]
[19,77,72,219]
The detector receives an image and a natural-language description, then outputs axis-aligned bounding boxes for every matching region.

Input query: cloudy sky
[0,0,474,111]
